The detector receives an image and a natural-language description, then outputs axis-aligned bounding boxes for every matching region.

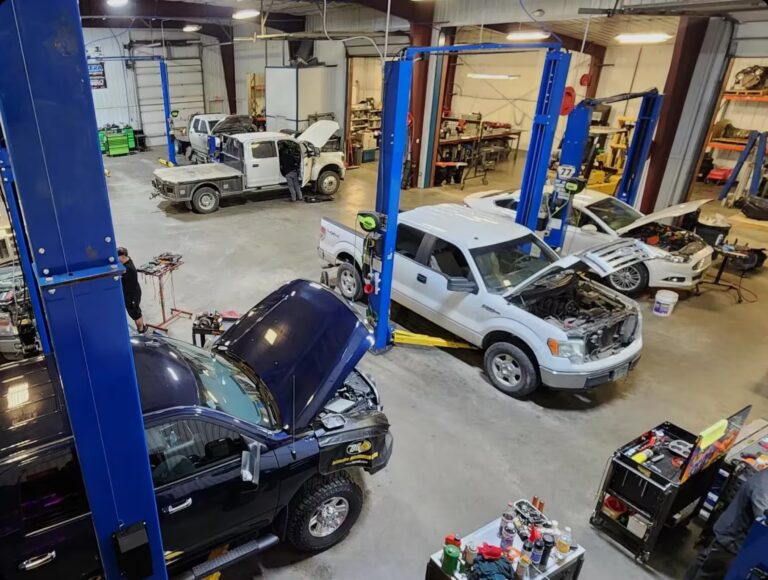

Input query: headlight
[663,253,691,264]
[547,338,585,363]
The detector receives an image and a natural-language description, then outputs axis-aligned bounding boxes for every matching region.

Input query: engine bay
[623,223,707,256]
[317,370,381,430]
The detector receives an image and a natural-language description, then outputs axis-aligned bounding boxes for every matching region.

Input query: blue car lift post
[88,55,177,166]
[717,130,766,201]
[0,1,167,578]
[545,90,664,248]
[369,42,571,351]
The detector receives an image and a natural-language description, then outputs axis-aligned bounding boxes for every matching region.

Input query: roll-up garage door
[136,57,205,146]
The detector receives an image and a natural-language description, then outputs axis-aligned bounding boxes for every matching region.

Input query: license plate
[613,364,629,381]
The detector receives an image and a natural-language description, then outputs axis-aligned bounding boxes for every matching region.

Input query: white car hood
[297,120,339,148]
[508,239,653,296]
[616,199,711,235]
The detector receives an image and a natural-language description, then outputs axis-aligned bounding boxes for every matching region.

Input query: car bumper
[648,250,713,289]
[540,345,642,390]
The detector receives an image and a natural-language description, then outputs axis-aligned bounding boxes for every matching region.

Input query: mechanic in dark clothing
[117,247,146,333]
[684,469,768,579]
[278,141,303,202]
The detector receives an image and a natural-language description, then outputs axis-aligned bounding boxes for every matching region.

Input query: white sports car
[465,188,714,295]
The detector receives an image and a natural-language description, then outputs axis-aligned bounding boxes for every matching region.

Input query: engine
[317,369,381,429]
[624,223,706,255]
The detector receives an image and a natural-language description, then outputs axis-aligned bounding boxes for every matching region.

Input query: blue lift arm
[369,43,571,351]
[0,1,167,578]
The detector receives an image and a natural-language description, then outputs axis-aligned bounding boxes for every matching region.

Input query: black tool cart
[589,421,724,564]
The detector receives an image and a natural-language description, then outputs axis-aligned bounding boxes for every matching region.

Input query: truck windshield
[470,235,557,293]
[587,197,642,230]
[165,337,277,430]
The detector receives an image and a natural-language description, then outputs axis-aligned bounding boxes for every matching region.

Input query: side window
[145,419,245,487]
[251,141,277,159]
[580,211,601,230]
[200,121,210,134]
[395,225,425,260]
[568,207,582,227]
[427,238,471,279]
[19,446,89,532]
[191,118,202,133]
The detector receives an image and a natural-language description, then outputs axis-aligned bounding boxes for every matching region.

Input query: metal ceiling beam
[579,0,768,16]
[352,0,435,23]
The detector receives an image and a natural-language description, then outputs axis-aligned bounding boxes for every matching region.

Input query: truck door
[246,140,280,188]
[189,118,206,153]
[390,224,433,318]
[145,417,280,561]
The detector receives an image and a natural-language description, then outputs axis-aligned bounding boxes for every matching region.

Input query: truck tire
[316,169,341,196]
[287,472,363,552]
[606,263,649,296]
[336,262,363,301]
[484,342,539,398]
[191,187,220,214]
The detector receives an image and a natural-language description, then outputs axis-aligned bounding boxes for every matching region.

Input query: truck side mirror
[446,277,478,294]
[240,439,262,486]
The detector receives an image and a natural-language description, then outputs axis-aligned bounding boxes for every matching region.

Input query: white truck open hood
[616,199,711,235]
[508,239,652,296]
[297,120,339,148]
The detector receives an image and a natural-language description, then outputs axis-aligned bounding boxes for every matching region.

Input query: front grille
[586,315,637,358]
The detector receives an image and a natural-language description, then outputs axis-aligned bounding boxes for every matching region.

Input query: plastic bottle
[499,502,516,536]
[555,526,573,562]
[548,520,561,538]
[501,522,517,551]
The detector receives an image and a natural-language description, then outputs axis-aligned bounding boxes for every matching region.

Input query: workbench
[425,517,585,580]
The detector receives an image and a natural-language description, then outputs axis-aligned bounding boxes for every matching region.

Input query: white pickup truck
[318,204,650,397]
[153,121,345,213]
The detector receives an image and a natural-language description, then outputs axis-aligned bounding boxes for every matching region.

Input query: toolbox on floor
[106,132,130,157]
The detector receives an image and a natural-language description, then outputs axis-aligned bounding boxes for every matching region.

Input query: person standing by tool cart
[117,247,147,333]
[279,141,303,202]
[684,469,768,579]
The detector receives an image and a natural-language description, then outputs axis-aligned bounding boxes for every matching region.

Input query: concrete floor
[105,151,768,580]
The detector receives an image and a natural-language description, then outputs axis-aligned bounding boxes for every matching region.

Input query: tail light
[319,226,326,241]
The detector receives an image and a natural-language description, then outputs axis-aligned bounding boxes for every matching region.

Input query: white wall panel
[315,40,348,134]
[234,23,287,116]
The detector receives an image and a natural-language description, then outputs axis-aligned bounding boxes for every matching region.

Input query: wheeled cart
[590,421,723,564]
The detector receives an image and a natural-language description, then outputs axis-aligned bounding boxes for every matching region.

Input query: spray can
[540,533,555,568]
[531,539,544,566]
[501,523,517,551]
[461,542,477,573]
[500,502,516,536]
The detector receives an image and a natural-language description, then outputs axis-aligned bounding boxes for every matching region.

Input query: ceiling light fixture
[468,73,520,81]
[506,30,550,41]
[232,8,260,20]
[615,32,673,44]
[106,0,129,6]
[183,24,202,33]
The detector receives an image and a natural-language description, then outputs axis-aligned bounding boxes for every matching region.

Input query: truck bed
[154,163,242,184]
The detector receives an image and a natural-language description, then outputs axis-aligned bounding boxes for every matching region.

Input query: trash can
[695,221,731,246]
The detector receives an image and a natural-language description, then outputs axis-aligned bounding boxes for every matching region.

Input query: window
[568,207,581,227]
[0,239,9,260]
[395,225,425,260]
[192,118,202,133]
[20,446,89,532]
[587,198,642,231]
[145,419,245,486]
[427,239,471,279]
[251,141,277,159]
[470,235,558,293]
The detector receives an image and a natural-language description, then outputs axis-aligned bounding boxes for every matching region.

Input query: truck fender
[316,411,390,475]
[312,163,343,182]
[191,181,221,195]
[480,319,550,365]
[333,241,363,270]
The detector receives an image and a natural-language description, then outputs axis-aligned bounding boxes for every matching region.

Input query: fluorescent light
[506,30,550,41]
[183,24,202,33]
[233,8,260,20]
[468,73,520,80]
[106,0,129,6]
[615,32,673,44]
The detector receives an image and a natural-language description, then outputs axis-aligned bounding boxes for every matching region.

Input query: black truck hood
[211,115,257,135]
[213,280,373,430]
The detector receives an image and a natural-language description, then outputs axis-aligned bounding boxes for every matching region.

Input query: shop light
[468,73,520,81]
[233,8,260,20]
[183,24,202,33]
[614,32,673,44]
[106,0,129,6]
[506,30,550,41]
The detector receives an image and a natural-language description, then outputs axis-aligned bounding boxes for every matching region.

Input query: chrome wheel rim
[321,175,338,194]
[609,266,642,291]
[198,192,215,211]
[339,269,357,297]
[491,353,522,387]
[308,497,349,538]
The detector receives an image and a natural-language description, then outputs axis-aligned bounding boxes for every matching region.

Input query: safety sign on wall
[89,63,107,90]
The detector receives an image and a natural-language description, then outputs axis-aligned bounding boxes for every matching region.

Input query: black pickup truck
[0,280,392,579]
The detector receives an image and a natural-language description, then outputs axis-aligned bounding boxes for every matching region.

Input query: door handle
[417,274,427,283]
[252,163,259,167]
[163,497,193,515]
[19,551,56,571]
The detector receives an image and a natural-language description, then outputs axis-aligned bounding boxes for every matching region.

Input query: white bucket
[653,290,679,317]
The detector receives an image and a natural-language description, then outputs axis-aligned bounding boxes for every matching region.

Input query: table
[138,253,193,332]
[425,518,585,580]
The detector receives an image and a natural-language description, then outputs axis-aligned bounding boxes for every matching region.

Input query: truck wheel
[287,472,363,552]
[606,263,649,296]
[316,170,341,196]
[484,342,539,398]
[191,187,220,214]
[337,262,363,301]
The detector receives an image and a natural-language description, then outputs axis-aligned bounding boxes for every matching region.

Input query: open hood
[297,120,339,148]
[616,199,711,235]
[213,280,373,431]
[211,115,257,135]
[509,239,652,296]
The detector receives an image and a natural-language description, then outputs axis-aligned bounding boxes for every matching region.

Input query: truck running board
[177,534,279,580]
